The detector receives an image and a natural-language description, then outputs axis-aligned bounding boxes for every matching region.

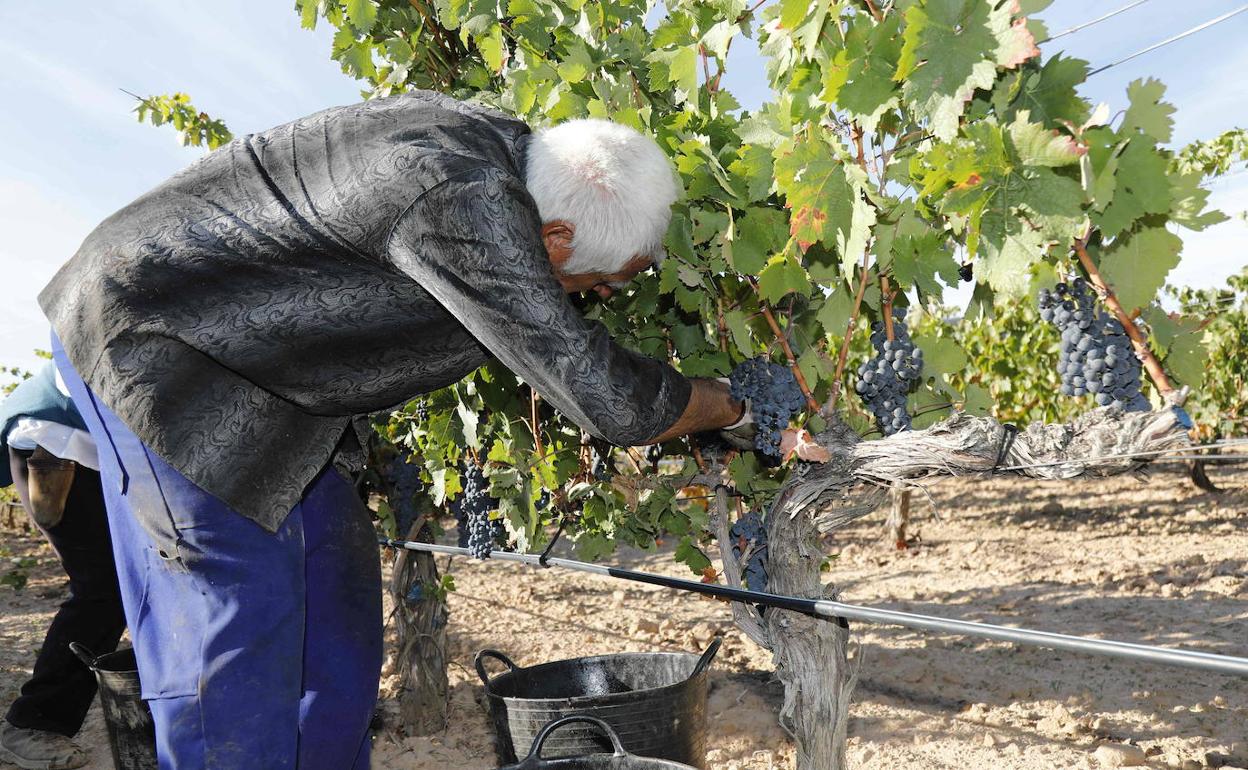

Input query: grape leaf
[1100,226,1182,313]
[822,14,902,132]
[1169,171,1228,232]
[647,44,699,100]
[723,309,755,354]
[729,207,788,274]
[778,0,810,29]
[975,220,1045,297]
[345,0,378,33]
[998,54,1090,127]
[897,0,1008,140]
[1121,78,1174,143]
[1006,112,1084,167]
[728,144,775,202]
[774,134,855,252]
[1093,137,1173,238]
[757,253,812,302]
[701,19,739,60]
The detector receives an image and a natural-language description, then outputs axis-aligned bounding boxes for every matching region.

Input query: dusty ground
[2,463,1245,770]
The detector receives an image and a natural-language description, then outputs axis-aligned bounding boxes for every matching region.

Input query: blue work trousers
[52,336,381,770]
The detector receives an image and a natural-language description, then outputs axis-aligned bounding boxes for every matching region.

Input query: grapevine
[1039,279,1149,411]
[728,512,768,593]
[728,358,805,457]
[856,309,923,436]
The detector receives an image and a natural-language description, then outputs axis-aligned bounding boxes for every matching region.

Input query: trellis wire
[379,537,1248,677]
[1088,4,1248,76]
[1040,0,1151,43]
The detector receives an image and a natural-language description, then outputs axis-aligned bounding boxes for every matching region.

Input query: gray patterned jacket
[39,91,691,531]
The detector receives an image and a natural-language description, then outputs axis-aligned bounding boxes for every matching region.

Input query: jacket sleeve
[384,165,691,446]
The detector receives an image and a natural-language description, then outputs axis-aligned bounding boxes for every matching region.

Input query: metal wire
[379,537,1248,677]
[1088,4,1248,76]
[1040,0,1151,43]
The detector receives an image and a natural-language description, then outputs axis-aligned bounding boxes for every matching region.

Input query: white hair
[525,118,680,274]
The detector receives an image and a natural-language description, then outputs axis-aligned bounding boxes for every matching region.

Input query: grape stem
[824,254,872,415]
[529,388,543,458]
[748,279,821,413]
[1073,237,1178,401]
[881,274,896,342]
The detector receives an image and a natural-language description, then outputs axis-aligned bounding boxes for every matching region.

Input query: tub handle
[691,636,722,678]
[474,649,520,688]
[522,715,627,766]
[68,642,98,670]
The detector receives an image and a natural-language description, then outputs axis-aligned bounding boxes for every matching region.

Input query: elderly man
[38,90,745,769]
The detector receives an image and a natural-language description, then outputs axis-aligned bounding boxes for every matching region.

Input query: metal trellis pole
[379,537,1248,677]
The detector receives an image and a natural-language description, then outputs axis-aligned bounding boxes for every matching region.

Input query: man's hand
[719,403,757,451]
[643,379,744,444]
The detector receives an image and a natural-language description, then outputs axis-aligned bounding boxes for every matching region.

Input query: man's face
[542,220,653,300]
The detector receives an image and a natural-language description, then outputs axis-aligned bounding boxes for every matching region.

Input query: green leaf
[647,44,699,100]
[674,537,712,574]
[1169,171,1228,231]
[824,13,902,132]
[1100,227,1182,313]
[479,25,506,73]
[556,40,595,83]
[778,0,811,29]
[297,0,320,30]
[1006,112,1084,167]
[815,289,854,337]
[729,208,788,274]
[757,253,811,303]
[1001,54,1090,127]
[1121,78,1174,143]
[345,0,377,33]
[1093,137,1173,238]
[671,322,709,356]
[339,41,377,80]
[701,19,738,60]
[976,220,1046,297]
[897,0,1005,140]
[723,309,754,354]
[728,144,775,202]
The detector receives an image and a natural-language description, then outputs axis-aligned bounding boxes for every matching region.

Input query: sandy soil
[2,463,1245,770]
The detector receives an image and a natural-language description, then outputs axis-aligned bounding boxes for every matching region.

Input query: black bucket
[69,643,158,770]
[476,638,720,769]
[498,716,698,769]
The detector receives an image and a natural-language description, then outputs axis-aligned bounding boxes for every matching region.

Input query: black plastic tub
[477,639,719,769]
[69,643,157,770]
[498,716,698,769]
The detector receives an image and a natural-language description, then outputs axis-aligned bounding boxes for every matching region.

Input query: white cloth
[6,417,100,471]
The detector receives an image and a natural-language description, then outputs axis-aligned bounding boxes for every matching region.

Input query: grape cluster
[856,309,923,435]
[384,452,423,537]
[1039,279,1149,411]
[728,358,805,457]
[457,461,499,559]
[413,399,429,422]
[729,513,768,593]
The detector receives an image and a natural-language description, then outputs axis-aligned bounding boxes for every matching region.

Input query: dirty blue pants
[52,336,381,770]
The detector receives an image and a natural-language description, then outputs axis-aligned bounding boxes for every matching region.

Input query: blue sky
[2,1,1246,372]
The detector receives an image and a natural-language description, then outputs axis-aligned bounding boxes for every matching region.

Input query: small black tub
[477,639,719,769]
[497,715,698,769]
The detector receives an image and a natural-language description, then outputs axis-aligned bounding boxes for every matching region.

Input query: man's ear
[541,220,576,270]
